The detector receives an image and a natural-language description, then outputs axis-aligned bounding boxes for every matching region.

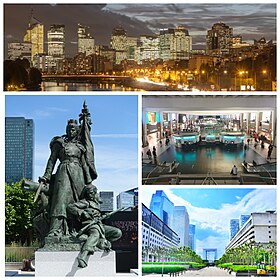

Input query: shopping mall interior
[142,95,276,185]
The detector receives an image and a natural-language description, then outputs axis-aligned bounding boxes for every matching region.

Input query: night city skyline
[4,3,276,57]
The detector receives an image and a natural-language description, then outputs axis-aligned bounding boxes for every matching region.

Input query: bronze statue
[67,184,122,268]
[22,102,122,269]
[39,102,98,237]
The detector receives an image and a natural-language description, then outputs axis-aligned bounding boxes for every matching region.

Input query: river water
[41,81,144,91]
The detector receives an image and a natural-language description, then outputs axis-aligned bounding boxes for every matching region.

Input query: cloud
[141,187,276,257]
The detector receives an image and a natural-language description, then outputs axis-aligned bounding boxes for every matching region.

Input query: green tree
[5,180,36,245]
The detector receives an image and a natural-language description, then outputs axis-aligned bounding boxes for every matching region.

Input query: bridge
[42,74,134,84]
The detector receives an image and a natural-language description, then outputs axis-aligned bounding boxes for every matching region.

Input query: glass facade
[150,190,174,227]
[230,218,240,240]
[172,206,190,246]
[5,117,34,184]
[188,224,196,251]
[99,191,114,212]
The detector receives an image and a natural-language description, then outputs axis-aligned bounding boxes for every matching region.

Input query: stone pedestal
[35,251,116,276]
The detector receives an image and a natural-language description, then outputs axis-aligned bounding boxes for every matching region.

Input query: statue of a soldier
[67,184,122,268]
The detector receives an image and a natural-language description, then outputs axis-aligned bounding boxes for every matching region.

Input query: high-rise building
[150,190,174,227]
[7,42,32,62]
[226,211,277,251]
[172,206,189,246]
[111,26,127,64]
[206,22,233,56]
[117,187,138,209]
[78,24,95,56]
[99,191,114,212]
[5,117,34,184]
[159,26,192,61]
[47,24,65,59]
[230,219,240,240]
[188,224,196,251]
[142,204,180,255]
[240,214,250,227]
[23,12,44,64]
[139,35,160,63]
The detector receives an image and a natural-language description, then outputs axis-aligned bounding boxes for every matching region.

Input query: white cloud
[141,188,276,241]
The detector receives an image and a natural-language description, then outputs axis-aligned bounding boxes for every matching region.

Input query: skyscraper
[111,26,127,64]
[206,22,233,56]
[117,187,138,209]
[240,214,250,227]
[47,24,65,58]
[188,224,196,251]
[159,26,192,61]
[78,24,95,56]
[23,11,44,64]
[149,190,174,227]
[172,206,190,246]
[5,117,34,184]
[99,191,114,212]
[230,219,240,240]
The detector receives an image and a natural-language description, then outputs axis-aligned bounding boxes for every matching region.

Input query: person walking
[146,149,152,160]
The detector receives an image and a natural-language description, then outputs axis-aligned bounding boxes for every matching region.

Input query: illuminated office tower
[159,26,192,61]
[206,22,233,56]
[47,24,65,59]
[23,12,44,64]
[78,24,95,56]
[139,35,160,62]
[111,26,127,64]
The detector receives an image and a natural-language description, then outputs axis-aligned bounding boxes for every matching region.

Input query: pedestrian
[267,143,273,160]
[244,144,247,152]
[152,146,157,158]
[247,138,250,145]
[146,149,152,160]
[159,140,162,147]
[230,165,237,175]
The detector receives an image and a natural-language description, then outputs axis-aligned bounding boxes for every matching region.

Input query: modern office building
[7,42,32,62]
[226,211,277,250]
[99,191,114,212]
[188,224,196,251]
[206,22,233,56]
[78,24,95,56]
[159,26,192,61]
[5,117,34,184]
[150,190,174,227]
[139,35,160,62]
[230,219,240,240]
[47,24,65,59]
[23,13,44,64]
[117,187,138,209]
[172,206,190,246]
[240,214,250,227]
[142,203,180,256]
[111,26,127,64]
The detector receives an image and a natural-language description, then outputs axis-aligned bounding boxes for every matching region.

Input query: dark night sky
[4,3,276,58]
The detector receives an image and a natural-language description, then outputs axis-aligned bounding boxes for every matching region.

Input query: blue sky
[5,95,138,199]
[142,187,277,258]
